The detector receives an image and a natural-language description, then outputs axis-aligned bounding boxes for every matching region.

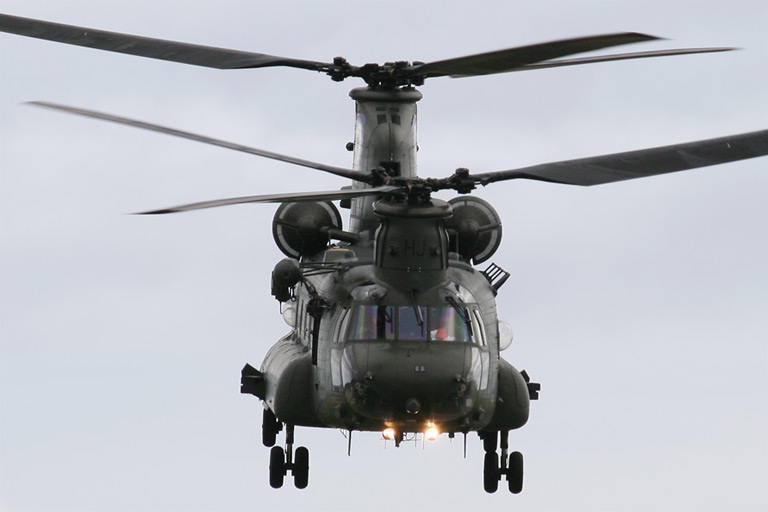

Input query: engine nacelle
[272,201,342,258]
[445,196,502,264]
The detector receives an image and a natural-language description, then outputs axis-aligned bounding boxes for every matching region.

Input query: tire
[293,446,310,489]
[262,409,278,447]
[507,451,524,494]
[483,452,499,493]
[482,432,498,453]
[269,446,285,489]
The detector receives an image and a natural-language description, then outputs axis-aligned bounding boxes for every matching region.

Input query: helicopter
[1,12,767,496]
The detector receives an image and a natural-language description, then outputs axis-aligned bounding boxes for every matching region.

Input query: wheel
[482,432,498,453]
[262,409,279,447]
[269,446,285,488]
[507,451,523,494]
[483,452,499,493]
[293,446,310,489]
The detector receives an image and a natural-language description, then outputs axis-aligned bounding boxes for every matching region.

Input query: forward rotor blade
[413,32,661,78]
[472,130,768,186]
[27,101,370,183]
[136,185,401,214]
[0,13,330,71]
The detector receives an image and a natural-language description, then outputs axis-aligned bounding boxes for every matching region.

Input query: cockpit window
[346,303,481,344]
[398,306,426,340]
[429,306,471,342]
[347,305,395,340]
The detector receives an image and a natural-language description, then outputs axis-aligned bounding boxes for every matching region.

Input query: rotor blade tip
[24,100,60,110]
[701,46,741,54]
[626,32,664,42]
[132,209,175,215]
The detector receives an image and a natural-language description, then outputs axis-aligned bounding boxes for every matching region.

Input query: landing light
[425,426,439,441]
[382,428,396,440]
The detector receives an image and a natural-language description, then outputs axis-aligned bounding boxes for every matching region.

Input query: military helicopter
[1,13,767,495]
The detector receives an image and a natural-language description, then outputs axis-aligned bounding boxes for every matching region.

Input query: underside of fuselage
[254,335,531,436]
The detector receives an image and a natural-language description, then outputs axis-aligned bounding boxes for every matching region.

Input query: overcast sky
[1,1,766,511]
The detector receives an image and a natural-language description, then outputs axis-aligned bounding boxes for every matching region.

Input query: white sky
[1,1,766,511]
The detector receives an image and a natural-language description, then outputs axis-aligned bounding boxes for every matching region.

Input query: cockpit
[329,286,492,396]
[344,303,486,345]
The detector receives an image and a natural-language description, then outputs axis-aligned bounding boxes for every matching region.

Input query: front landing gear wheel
[507,451,524,494]
[269,446,286,488]
[293,446,309,489]
[483,452,499,493]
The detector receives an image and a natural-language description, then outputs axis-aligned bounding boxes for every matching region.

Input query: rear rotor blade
[27,101,371,183]
[1,14,740,87]
[0,13,330,71]
[514,47,736,73]
[472,130,768,187]
[412,32,661,78]
[136,185,401,214]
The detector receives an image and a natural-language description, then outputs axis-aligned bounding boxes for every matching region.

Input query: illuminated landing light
[425,426,439,441]
[382,428,396,440]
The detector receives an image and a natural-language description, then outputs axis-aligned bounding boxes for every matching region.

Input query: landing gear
[480,431,524,494]
[264,418,310,489]
[483,452,500,493]
[269,446,285,488]
[293,446,310,489]
[262,408,282,447]
[507,450,524,494]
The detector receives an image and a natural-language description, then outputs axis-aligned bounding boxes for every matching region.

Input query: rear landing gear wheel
[293,446,309,489]
[507,451,524,494]
[269,446,286,488]
[483,452,499,493]
[262,409,281,447]
[482,432,498,453]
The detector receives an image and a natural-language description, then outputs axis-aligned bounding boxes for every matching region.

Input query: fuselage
[258,86,532,438]
[261,246,522,434]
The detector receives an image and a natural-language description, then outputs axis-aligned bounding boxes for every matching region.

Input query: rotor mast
[348,87,423,234]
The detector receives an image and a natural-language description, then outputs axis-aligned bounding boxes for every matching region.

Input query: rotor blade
[27,101,371,183]
[135,185,401,214]
[472,130,768,187]
[412,32,661,78]
[0,13,330,71]
[512,47,736,72]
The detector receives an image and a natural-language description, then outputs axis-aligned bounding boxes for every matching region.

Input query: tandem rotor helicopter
[2,13,767,495]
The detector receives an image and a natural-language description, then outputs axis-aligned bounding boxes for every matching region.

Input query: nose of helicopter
[343,341,476,424]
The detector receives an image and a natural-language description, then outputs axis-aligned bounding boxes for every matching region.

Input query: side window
[303,312,313,346]
[334,308,350,343]
[296,299,304,337]
[295,298,312,346]
[470,347,490,390]
[471,309,486,346]
[331,308,348,388]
